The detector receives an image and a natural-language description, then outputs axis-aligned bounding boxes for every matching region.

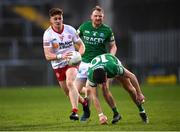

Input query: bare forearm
[75,39,85,55]
[110,45,117,55]
[93,96,103,114]
[45,52,57,61]
[109,42,117,55]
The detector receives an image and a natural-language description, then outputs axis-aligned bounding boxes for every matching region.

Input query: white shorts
[77,61,90,79]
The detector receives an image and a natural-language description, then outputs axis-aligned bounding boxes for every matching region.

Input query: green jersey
[78,21,115,63]
[87,53,124,85]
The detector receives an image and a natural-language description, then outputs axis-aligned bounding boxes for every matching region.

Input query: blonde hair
[92,5,104,13]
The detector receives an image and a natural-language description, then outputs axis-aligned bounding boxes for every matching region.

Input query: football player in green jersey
[74,5,119,123]
[75,5,146,124]
[87,53,149,124]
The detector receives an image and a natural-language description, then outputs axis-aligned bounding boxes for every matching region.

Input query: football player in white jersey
[43,8,89,120]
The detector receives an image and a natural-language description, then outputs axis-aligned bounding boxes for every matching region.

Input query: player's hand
[61,52,73,61]
[99,114,108,125]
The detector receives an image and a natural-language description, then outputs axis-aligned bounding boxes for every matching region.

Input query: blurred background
[0,0,179,87]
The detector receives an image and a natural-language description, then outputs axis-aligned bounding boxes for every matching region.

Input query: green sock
[137,104,145,112]
[112,107,119,115]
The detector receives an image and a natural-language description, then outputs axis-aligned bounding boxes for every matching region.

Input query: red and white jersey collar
[51,24,64,34]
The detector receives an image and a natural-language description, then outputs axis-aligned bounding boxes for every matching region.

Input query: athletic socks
[137,104,145,113]
[72,108,78,113]
[112,107,119,115]
[82,99,88,106]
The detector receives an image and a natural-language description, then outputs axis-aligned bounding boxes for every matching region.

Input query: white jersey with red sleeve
[43,24,80,69]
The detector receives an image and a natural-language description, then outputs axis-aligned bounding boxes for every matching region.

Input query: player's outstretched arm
[123,68,145,104]
[90,85,108,124]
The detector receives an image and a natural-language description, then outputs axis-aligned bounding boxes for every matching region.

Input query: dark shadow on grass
[0,120,101,131]
[1,123,61,131]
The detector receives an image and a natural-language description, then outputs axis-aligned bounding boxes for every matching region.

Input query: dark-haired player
[43,8,89,120]
[87,53,149,124]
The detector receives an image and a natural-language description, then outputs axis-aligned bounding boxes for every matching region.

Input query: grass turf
[0,84,180,131]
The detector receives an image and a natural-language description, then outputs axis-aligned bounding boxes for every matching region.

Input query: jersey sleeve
[69,26,80,43]
[116,59,124,76]
[107,28,115,42]
[43,30,52,48]
[77,24,83,37]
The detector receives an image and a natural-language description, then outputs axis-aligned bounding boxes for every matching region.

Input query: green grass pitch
[0,84,180,131]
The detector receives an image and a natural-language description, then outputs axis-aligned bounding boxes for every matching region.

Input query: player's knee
[66,80,74,89]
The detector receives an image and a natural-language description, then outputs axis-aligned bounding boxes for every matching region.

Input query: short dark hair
[93,68,106,84]
[92,5,104,13]
[49,8,63,17]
